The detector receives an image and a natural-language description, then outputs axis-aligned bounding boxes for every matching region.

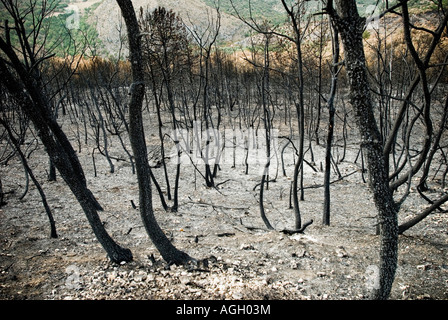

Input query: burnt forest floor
[1,115,447,301]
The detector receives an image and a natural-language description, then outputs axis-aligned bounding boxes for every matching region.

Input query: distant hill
[68,0,397,57]
[1,0,439,58]
[82,0,408,57]
[91,0,249,57]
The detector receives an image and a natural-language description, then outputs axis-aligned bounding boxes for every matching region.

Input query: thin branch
[398,193,448,234]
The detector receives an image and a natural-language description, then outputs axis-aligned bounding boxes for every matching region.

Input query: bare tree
[187,5,222,189]
[229,0,314,233]
[322,23,341,226]
[326,0,398,300]
[279,0,308,230]
[116,0,193,265]
[139,6,193,211]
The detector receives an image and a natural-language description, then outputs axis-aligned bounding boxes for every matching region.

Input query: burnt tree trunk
[116,0,193,265]
[280,0,305,230]
[328,0,398,300]
[323,24,340,226]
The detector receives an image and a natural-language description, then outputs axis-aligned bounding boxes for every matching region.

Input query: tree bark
[323,24,340,226]
[280,0,305,230]
[0,176,4,207]
[116,0,193,264]
[328,0,398,300]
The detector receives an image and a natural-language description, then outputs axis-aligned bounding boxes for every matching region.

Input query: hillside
[3,0,436,57]
[91,0,249,57]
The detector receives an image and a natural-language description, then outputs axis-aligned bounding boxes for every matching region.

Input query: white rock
[179,275,191,285]
[232,292,243,299]
[133,272,147,282]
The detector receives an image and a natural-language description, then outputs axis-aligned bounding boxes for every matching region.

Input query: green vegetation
[0,0,102,57]
[54,0,71,11]
[45,9,103,57]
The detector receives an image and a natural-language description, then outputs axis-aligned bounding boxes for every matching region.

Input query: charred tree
[323,24,341,226]
[116,0,193,265]
[327,0,398,300]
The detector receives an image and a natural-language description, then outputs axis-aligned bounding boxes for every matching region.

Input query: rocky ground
[1,114,447,301]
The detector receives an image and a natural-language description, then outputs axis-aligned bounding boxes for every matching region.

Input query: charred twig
[280,219,314,235]
[240,219,314,235]
[215,179,232,188]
